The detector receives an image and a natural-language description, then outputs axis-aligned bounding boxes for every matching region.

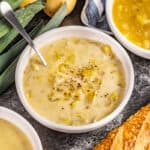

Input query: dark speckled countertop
[0,1,150,150]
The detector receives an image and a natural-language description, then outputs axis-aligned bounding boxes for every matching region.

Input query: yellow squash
[44,0,77,17]
[20,0,37,8]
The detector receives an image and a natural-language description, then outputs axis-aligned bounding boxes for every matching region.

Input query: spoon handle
[98,28,113,35]
[0,1,47,66]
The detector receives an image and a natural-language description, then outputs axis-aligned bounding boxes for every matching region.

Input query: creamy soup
[23,38,125,126]
[0,119,33,150]
[113,0,150,49]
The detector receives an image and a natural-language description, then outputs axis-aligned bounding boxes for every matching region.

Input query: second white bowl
[0,107,43,150]
[106,0,150,59]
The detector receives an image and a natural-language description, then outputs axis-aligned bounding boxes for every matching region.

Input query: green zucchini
[0,3,67,94]
[0,57,18,94]
[0,20,43,74]
[0,1,44,41]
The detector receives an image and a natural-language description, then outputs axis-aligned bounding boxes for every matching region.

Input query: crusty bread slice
[93,104,150,150]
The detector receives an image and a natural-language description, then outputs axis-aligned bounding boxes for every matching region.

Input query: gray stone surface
[0,1,150,150]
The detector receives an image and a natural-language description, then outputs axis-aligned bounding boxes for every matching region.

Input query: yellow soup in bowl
[23,38,125,126]
[0,119,33,150]
[113,0,150,49]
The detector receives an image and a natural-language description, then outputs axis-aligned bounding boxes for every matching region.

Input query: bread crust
[93,104,150,150]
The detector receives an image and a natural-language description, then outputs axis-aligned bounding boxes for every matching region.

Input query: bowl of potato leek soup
[106,0,150,59]
[0,107,43,150]
[16,26,134,133]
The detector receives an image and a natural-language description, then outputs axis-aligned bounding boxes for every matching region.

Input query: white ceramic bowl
[106,0,150,59]
[15,26,134,133]
[0,107,43,150]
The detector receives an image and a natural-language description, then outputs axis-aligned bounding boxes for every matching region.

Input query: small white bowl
[15,26,134,133]
[106,0,150,59]
[0,107,43,150]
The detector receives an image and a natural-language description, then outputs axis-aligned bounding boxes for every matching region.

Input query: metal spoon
[0,1,47,66]
[81,0,113,35]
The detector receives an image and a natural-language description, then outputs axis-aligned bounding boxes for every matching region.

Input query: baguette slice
[93,104,150,150]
